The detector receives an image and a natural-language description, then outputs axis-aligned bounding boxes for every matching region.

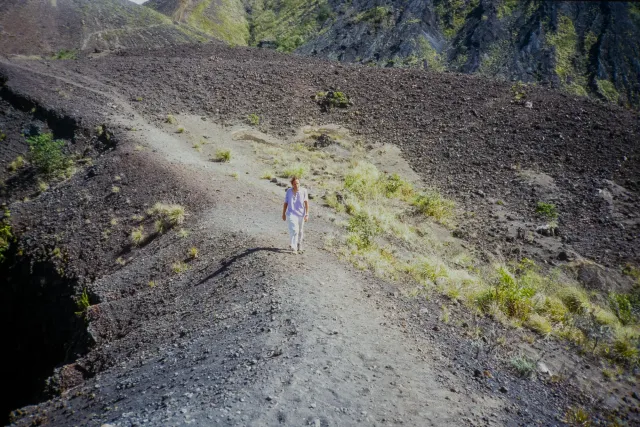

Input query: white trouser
[287,214,305,250]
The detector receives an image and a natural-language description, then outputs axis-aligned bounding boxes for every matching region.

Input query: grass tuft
[165,114,177,124]
[536,202,558,220]
[214,149,231,162]
[413,191,455,223]
[131,226,145,247]
[172,261,188,274]
[247,114,260,125]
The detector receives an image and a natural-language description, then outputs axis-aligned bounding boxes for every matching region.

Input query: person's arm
[282,202,288,221]
[304,200,309,222]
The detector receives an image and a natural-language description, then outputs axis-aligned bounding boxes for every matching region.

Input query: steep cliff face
[297,0,640,107]
[0,0,209,55]
[147,0,639,107]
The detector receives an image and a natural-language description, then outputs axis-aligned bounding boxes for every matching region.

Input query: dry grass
[251,126,640,366]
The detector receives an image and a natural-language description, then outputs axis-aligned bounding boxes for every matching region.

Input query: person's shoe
[291,246,298,254]
[297,244,304,253]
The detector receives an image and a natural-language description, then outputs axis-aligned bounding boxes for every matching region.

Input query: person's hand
[304,214,309,223]
[282,213,286,221]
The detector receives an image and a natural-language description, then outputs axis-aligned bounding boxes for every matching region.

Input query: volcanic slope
[146,0,640,108]
[0,42,639,425]
[0,60,574,427]
[0,0,210,56]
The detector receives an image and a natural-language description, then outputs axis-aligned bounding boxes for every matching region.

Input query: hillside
[0,0,210,56]
[0,42,639,425]
[146,0,640,108]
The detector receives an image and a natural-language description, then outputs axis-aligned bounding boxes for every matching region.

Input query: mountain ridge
[0,0,210,56]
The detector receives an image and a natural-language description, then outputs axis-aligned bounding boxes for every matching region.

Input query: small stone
[499,386,508,393]
[473,369,482,378]
[270,178,278,183]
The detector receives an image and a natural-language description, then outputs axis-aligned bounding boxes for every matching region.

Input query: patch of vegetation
[247,113,260,125]
[563,406,592,425]
[187,0,250,46]
[356,6,392,25]
[27,133,73,177]
[497,0,518,20]
[535,202,558,220]
[7,156,25,172]
[346,212,380,249]
[0,130,6,141]
[251,127,640,367]
[130,226,145,247]
[148,203,186,230]
[0,209,12,263]
[279,162,308,178]
[51,49,77,60]
[414,36,446,72]
[112,186,121,194]
[546,15,588,96]
[315,91,350,109]
[178,228,190,238]
[188,247,198,259]
[435,0,479,39]
[249,0,332,52]
[510,355,535,378]
[479,40,511,76]
[261,170,274,180]
[172,260,189,274]
[176,126,185,133]
[165,114,177,124]
[511,82,527,100]
[413,191,455,224]
[595,79,619,104]
[75,288,90,316]
[214,149,232,162]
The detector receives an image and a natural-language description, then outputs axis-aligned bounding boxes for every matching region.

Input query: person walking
[282,176,309,254]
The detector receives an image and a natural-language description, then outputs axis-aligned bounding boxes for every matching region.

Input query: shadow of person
[196,247,289,286]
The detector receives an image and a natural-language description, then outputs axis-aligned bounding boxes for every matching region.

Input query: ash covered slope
[0,0,210,55]
[148,1,640,108]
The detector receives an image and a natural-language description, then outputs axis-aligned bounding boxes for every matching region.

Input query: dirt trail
[106,109,508,425]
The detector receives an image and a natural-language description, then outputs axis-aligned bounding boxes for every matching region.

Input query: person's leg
[297,215,305,251]
[287,215,298,251]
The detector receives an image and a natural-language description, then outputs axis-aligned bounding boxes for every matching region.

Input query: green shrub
[130,226,145,246]
[413,191,455,222]
[27,133,72,176]
[535,202,558,220]
[510,355,535,378]
[315,91,350,109]
[148,203,186,228]
[609,292,635,325]
[347,212,379,249]
[526,313,552,335]
[280,163,308,178]
[477,266,537,320]
[75,288,90,316]
[358,6,392,24]
[557,287,589,314]
[52,49,77,60]
[214,149,231,163]
[0,209,12,263]
[247,114,260,125]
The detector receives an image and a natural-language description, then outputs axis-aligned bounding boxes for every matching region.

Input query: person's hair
[290,176,299,184]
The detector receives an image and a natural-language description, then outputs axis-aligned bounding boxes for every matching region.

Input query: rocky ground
[0,41,639,426]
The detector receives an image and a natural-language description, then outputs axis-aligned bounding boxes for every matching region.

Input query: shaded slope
[0,0,210,55]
